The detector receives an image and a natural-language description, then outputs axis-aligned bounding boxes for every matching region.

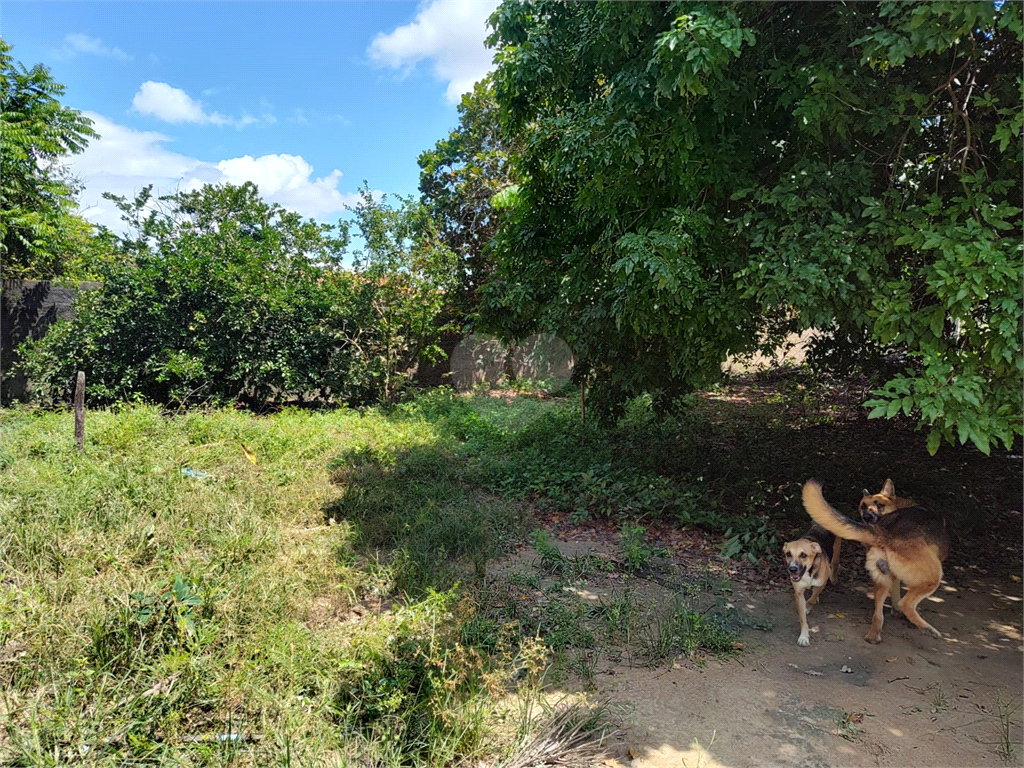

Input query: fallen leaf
[886,656,899,663]
[849,713,864,724]
[834,611,845,618]
[840,665,853,673]
[628,746,639,760]
[240,443,258,465]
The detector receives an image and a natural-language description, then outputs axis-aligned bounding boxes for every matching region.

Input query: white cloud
[59,33,132,61]
[369,0,499,104]
[132,81,226,125]
[131,82,273,129]
[217,155,351,218]
[68,112,358,232]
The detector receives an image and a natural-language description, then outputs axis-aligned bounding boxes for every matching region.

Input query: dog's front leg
[794,586,811,646]
[806,582,825,609]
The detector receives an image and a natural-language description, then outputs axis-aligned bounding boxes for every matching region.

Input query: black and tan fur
[859,478,917,523]
[857,479,920,612]
[803,479,950,643]
[783,524,842,646]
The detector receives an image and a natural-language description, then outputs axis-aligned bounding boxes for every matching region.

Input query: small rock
[840,665,853,673]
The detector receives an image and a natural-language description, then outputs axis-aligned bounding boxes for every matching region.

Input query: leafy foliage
[418,79,519,317]
[0,38,100,279]
[346,186,461,402]
[483,1,1022,451]
[19,182,456,407]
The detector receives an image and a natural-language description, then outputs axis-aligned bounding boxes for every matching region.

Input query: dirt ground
[493,533,1023,768]
[480,373,1022,767]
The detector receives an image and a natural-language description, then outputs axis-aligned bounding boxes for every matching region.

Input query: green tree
[484,1,1022,451]
[22,182,459,408]
[345,186,460,401]
[0,38,99,278]
[418,78,519,317]
[21,183,353,406]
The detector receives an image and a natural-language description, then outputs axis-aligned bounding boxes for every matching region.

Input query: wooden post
[74,371,85,452]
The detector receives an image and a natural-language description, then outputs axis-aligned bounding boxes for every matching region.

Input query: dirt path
[494,536,1023,768]
[605,574,1022,768]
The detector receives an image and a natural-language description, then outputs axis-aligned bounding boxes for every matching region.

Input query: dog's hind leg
[876,558,902,614]
[898,563,943,639]
[889,579,902,615]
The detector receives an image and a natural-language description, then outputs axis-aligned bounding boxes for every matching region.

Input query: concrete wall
[1,279,100,403]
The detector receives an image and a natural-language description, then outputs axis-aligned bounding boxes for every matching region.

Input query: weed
[931,684,949,713]
[535,600,595,651]
[618,522,668,572]
[638,601,738,666]
[531,529,569,575]
[994,695,1021,764]
[506,570,541,590]
[719,516,779,564]
[589,589,645,644]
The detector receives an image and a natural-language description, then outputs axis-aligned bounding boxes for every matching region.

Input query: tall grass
[0,400,534,766]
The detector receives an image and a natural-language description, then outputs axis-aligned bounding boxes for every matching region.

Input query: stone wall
[1,279,100,403]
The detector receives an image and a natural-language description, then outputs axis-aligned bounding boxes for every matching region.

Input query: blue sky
[1,0,500,232]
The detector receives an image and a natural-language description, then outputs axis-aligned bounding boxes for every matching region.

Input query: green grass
[1,386,765,765]
[0,399,535,766]
[5,374,1015,765]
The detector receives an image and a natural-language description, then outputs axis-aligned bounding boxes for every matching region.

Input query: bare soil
[494,533,1022,768]
[490,372,1023,767]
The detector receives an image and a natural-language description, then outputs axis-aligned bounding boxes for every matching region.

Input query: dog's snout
[788,563,799,573]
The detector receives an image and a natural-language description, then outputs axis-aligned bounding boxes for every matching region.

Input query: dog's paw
[806,596,818,608]
[924,625,942,639]
[863,630,882,644]
[798,633,810,647]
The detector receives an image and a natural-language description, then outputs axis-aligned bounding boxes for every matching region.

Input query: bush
[19,183,458,408]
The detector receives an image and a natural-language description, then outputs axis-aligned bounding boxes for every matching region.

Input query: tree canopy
[0,38,99,278]
[20,183,456,408]
[418,79,519,317]
[481,0,1022,452]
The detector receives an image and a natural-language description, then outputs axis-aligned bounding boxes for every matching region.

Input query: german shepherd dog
[783,525,842,646]
[803,479,950,643]
[858,479,919,611]
[859,478,917,523]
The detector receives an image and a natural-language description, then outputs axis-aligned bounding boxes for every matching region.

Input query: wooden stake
[74,371,85,452]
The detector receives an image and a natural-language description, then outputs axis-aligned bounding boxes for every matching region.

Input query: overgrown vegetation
[483,1,1023,453]
[0,387,798,766]
[18,183,457,409]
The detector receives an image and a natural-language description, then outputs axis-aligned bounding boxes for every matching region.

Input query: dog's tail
[802,479,878,546]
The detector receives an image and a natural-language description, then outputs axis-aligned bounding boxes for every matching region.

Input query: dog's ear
[810,541,822,554]
[881,478,895,497]
[861,488,871,498]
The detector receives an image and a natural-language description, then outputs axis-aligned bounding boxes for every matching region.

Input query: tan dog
[803,479,950,644]
[783,524,842,646]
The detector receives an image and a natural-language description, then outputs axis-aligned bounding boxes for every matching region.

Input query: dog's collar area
[807,550,823,578]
